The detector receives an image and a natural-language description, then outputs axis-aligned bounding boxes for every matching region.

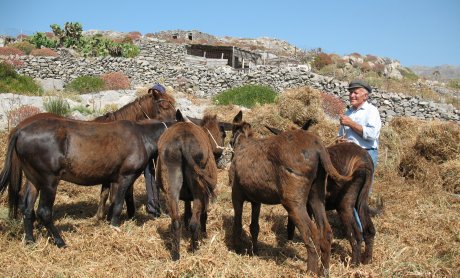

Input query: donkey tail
[318,146,354,183]
[0,131,23,219]
[357,166,384,218]
[181,150,216,199]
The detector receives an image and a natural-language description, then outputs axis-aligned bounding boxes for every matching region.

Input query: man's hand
[339,114,364,137]
[339,114,352,127]
[336,136,348,144]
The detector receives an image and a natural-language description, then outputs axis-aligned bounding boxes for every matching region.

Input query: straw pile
[0,87,459,277]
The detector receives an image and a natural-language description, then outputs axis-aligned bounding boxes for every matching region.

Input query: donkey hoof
[55,239,67,248]
[172,252,180,261]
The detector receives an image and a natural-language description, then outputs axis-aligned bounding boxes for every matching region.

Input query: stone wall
[2,38,459,124]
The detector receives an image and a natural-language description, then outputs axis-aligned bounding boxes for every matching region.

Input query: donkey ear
[150,88,160,99]
[233,110,243,124]
[242,122,252,136]
[219,125,226,138]
[175,109,184,122]
[265,125,281,135]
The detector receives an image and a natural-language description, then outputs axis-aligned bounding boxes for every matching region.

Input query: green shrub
[71,105,94,115]
[0,62,42,95]
[65,75,105,94]
[0,62,18,78]
[10,41,35,55]
[27,32,57,49]
[213,84,278,108]
[447,79,460,90]
[399,67,418,80]
[43,97,70,116]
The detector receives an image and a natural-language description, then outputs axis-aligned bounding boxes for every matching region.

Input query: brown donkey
[266,125,377,265]
[156,114,225,260]
[229,111,354,276]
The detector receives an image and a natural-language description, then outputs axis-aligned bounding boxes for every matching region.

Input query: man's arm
[339,114,363,136]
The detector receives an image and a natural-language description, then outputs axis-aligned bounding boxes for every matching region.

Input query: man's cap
[347,79,372,93]
[152,83,166,94]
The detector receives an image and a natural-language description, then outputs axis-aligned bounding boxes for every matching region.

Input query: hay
[439,159,460,194]
[414,121,460,163]
[277,87,325,126]
[244,104,297,137]
[1,107,460,277]
[398,149,443,186]
[378,125,402,173]
[388,117,421,151]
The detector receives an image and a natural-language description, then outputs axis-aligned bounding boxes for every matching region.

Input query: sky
[1,0,459,67]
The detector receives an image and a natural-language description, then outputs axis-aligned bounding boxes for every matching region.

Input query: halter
[205,128,226,150]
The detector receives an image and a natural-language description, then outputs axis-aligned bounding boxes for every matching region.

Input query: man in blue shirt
[338,79,382,176]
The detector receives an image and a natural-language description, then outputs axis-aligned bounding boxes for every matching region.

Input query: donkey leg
[249,202,261,255]
[184,200,192,229]
[189,197,204,252]
[22,180,39,244]
[96,182,110,221]
[285,204,320,275]
[308,194,332,274]
[231,187,245,254]
[124,184,135,219]
[361,207,376,264]
[110,178,135,227]
[36,183,65,248]
[287,217,295,240]
[166,194,181,260]
[200,203,208,238]
[338,207,361,266]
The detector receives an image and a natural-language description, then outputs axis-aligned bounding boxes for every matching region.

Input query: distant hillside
[409,65,460,80]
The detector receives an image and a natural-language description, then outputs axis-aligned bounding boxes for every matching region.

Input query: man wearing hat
[338,79,382,172]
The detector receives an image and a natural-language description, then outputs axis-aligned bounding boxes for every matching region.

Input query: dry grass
[0,89,459,277]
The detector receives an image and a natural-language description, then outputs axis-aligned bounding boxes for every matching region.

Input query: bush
[213,84,278,108]
[447,79,460,90]
[312,53,333,70]
[7,105,41,129]
[65,75,105,94]
[10,41,35,55]
[399,67,418,80]
[0,62,42,94]
[101,72,131,90]
[0,61,18,78]
[43,97,70,116]
[27,32,58,49]
[0,47,25,56]
[3,59,25,69]
[30,48,59,57]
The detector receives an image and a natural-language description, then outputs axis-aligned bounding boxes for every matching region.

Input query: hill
[409,64,460,80]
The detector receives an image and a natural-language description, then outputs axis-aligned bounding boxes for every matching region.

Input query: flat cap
[347,79,372,93]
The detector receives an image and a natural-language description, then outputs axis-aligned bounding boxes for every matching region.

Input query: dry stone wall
[2,38,459,124]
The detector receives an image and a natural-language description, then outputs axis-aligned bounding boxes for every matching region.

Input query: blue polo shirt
[338,101,382,150]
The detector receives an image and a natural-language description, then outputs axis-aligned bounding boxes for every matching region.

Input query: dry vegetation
[0,87,459,277]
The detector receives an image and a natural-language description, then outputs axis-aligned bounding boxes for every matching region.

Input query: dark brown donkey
[155,114,225,260]
[229,111,355,276]
[0,114,178,247]
[266,125,377,265]
[18,89,176,221]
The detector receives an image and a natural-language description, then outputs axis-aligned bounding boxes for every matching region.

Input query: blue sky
[1,0,459,67]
